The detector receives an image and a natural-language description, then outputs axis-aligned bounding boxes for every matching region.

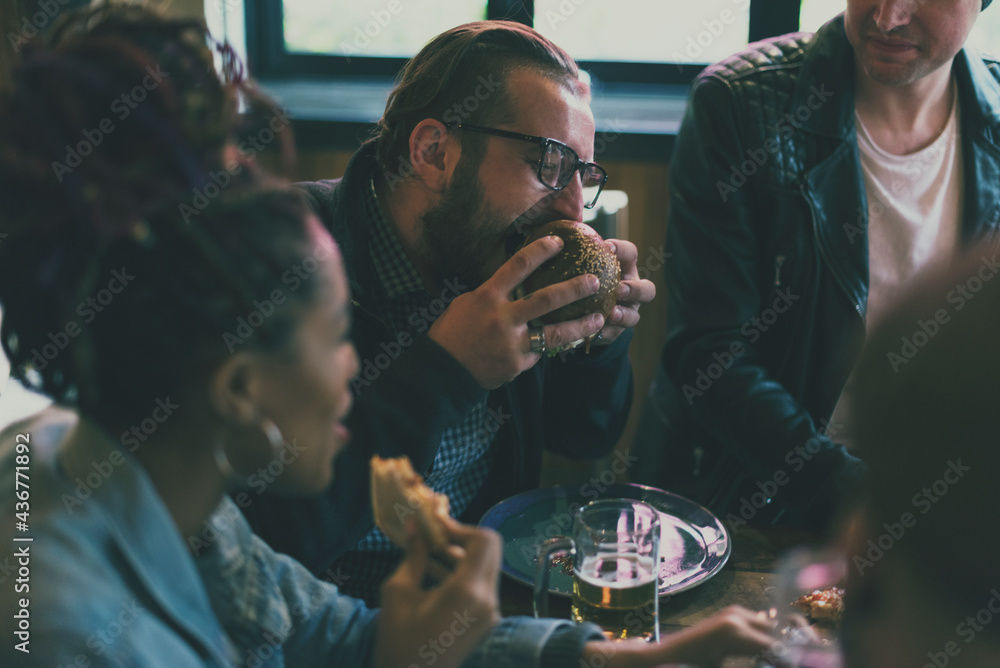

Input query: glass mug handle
[533,536,575,618]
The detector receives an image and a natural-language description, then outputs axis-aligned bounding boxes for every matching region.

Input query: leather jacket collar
[796,14,1000,319]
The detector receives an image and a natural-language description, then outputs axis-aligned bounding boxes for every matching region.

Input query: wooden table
[500,523,824,664]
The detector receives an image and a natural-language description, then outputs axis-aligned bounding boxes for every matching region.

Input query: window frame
[246,0,804,85]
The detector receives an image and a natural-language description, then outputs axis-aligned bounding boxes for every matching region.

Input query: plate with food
[478,482,731,597]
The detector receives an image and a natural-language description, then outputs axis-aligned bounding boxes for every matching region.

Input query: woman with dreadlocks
[0,5,508,666]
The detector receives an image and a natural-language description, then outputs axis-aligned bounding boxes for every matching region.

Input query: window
[248,0,800,84]
[533,0,751,66]
[959,4,1000,59]
[240,0,1000,156]
[283,0,486,57]
[799,0,844,33]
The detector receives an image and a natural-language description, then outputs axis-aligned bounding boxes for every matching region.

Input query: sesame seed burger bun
[521,220,621,326]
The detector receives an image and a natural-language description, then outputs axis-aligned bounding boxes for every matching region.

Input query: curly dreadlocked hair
[0,3,322,432]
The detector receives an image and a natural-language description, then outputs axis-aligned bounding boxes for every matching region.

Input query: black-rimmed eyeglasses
[446,122,609,209]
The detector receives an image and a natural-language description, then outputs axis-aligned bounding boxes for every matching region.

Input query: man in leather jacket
[240,21,656,603]
[633,0,1000,532]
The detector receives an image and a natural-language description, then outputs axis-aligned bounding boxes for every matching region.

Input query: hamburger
[520,220,621,352]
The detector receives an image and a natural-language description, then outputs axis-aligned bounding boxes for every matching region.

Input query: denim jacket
[0,408,602,667]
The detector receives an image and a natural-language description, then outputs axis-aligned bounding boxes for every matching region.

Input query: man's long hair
[372,20,585,176]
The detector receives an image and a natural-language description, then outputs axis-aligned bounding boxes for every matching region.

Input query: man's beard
[416,164,512,289]
[854,22,943,88]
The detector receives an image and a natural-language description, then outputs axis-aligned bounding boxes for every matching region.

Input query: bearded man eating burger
[238,20,655,604]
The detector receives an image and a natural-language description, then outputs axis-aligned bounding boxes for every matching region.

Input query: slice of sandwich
[370,455,451,553]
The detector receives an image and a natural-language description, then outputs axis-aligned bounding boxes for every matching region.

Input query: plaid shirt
[332,178,496,605]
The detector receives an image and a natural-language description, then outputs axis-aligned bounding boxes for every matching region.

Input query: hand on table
[375,520,502,668]
[581,605,775,667]
[428,236,605,389]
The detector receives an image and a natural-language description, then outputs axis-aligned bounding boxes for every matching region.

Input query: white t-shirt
[829,89,962,451]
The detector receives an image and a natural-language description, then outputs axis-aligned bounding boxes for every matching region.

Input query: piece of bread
[370,455,451,553]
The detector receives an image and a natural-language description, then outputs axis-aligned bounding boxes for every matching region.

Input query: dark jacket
[239,142,634,575]
[633,16,1000,529]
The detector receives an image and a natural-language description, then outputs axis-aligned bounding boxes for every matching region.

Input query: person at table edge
[632,0,1000,531]
[238,21,656,602]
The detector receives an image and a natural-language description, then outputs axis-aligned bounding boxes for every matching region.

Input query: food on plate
[552,550,574,575]
[520,220,621,352]
[370,455,451,553]
[791,586,845,622]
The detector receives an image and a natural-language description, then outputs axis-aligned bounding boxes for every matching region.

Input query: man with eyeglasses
[442,122,609,210]
[633,0,1000,533]
[240,20,655,608]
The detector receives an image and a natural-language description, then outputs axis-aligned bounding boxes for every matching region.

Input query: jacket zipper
[801,183,865,321]
[350,298,392,333]
[773,254,786,288]
[692,445,704,477]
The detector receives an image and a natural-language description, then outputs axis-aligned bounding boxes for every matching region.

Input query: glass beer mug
[534,499,661,641]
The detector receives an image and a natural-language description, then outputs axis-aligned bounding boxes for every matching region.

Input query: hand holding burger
[427,234,606,389]
[519,220,654,352]
[520,220,619,353]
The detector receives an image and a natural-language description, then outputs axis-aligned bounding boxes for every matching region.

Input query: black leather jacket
[633,15,1000,530]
